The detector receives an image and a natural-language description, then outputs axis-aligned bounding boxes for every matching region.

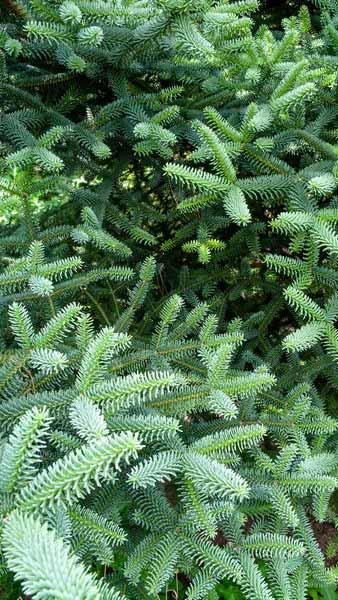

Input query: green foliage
[0,0,337,599]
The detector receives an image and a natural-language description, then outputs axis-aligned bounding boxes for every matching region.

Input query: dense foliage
[0,0,338,598]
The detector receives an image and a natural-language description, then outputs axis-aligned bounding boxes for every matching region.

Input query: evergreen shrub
[0,0,337,598]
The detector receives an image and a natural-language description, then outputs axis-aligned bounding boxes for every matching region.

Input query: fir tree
[0,0,337,599]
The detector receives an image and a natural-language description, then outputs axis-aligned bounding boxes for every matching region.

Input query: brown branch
[2,0,26,18]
